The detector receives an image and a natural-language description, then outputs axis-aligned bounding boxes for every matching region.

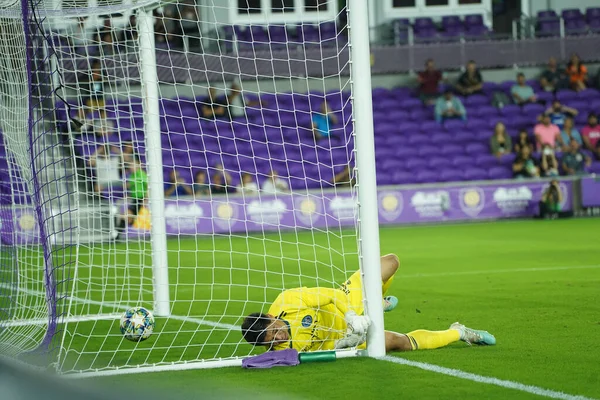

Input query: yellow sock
[382,275,394,295]
[405,329,461,350]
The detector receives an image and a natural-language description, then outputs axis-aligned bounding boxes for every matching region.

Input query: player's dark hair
[241,313,271,346]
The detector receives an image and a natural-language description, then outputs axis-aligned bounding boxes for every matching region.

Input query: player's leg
[385,329,460,352]
[380,253,399,283]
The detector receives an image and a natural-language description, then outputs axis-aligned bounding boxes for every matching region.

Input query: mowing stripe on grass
[401,264,600,279]
[381,355,596,400]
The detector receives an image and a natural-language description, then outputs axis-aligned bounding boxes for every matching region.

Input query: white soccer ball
[120,306,155,342]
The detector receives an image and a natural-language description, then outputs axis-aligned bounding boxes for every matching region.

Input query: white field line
[381,356,596,400]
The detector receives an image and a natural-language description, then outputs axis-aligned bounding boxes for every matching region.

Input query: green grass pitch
[77,218,599,398]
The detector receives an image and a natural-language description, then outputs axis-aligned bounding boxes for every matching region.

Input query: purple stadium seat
[444,119,467,130]
[465,94,488,107]
[454,130,476,144]
[415,28,439,43]
[538,19,561,37]
[441,144,464,155]
[466,118,489,132]
[452,155,472,166]
[537,10,558,19]
[420,120,443,133]
[565,20,588,35]
[465,14,484,27]
[419,145,438,157]
[588,162,600,174]
[556,89,579,102]
[380,158,404,170]
[578,88,600,99]
[396,121,420,135]
[408,135,430,146]
[586,7,600,21]
[428,157,452,169]
[405,157,428,170]
[400,98,423,110]
[440,169,464,182]
[415,170,438,184]
[392,171,414,184]
[589,19,600,33]
[463,167,488,181]
[488,166,513,180]
[473,106,499,118]
[465,143,488,154]
[522,103,545,115]
[498,153,517,166]
[430,132,451,143]
[442,15,462,28]
[562,9,584,20]
[475,154,499,167]
[410,109,430,121]
[415,17,435,30]
[536,91,555,104]
[498,103,520,116]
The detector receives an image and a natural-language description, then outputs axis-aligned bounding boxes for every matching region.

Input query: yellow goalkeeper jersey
[268,287,351,352]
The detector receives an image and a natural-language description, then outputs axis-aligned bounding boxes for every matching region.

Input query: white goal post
[0,0,384,375]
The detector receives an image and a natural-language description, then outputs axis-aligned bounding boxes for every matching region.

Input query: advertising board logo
[294,197,322,225]
[493,186,532,214]
[164,202,204,231]
[328,196,357,220]
[378,192,403,221]
[459,188,485,217]
[247,199,287,225]
[410,190,450,218]
[212,201,239,230]
[18,214,36,231]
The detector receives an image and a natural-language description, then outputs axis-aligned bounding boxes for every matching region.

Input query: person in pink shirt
[534,114,562,150]
[581,113,600,159]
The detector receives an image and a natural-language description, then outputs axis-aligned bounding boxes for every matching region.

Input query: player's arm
[299,287,350,316]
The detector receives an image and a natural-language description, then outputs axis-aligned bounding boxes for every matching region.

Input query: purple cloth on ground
[242,348,299,369]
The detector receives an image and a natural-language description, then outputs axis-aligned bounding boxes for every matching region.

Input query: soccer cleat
[383,296,398,312]
[449,322,496,346]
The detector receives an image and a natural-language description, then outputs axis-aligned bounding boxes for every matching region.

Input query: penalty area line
[380,355,596,400]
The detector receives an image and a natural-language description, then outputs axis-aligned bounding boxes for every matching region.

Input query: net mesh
[0,0,364,374]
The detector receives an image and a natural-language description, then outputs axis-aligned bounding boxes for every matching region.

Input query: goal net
[0,0,382,375]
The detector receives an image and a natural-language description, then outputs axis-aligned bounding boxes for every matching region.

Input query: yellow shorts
[339,270,394,316]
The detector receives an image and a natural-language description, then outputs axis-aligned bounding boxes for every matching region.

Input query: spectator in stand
[227,82,262,119]
[312,101,338,140]
[544,100,578,129]
[514,130,535,154]
[262,170,289,194]
[237,172,259,195]
[534,114,561,150]
[193,170,210,196]
[88,144,122,194]
[122,14,138,47]
[489,122,512,158]
[562,141,591,175]
[560,116,583,152]
[511,73,538,106]
[455,60,483,96]
[434,90,466,123]
[200,87,227,119]
[512,146,539,179]
[331,165,355,187]
[539,144,560,177]
[70,17,92,52]
[211,164,235,194]
[566,53,587,92]
[582,113,600,159]
[417,59,443,105]
[179,4,201,49]
[540,57,563,92]
[164,170,194,197]
[94,17,117,56]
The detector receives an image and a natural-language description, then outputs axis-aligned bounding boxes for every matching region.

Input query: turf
[63,219,600,398]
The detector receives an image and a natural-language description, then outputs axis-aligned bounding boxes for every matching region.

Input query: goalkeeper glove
[344,311,371,336]
[334,332,366,349]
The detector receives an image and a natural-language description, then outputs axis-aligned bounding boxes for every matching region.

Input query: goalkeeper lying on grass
[241,254,495,352]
